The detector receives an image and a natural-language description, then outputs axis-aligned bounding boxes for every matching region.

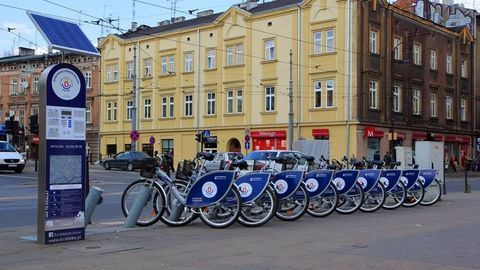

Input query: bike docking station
[28,11,101,244]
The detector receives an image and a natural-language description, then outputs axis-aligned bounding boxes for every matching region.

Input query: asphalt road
[0,163,479,228]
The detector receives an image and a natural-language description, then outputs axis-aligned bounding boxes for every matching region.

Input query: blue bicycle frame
[303,169,334,198]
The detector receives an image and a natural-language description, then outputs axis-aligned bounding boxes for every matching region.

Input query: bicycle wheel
[121,179,165,227]
[360,182,386,213]
[199,186,242,228]
[159,180,198,227]
[238,186,278,227]
[275,184,309,221]
[403,180,425,207]
[420,179,442,206]
[382,181,406,210]
[307,182,339,218]
[336,182,364,214]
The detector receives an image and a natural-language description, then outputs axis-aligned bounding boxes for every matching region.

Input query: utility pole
[288,49,294,150]
[131,43,137,151]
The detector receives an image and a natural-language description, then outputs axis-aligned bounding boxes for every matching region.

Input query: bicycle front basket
[140,158,157,178]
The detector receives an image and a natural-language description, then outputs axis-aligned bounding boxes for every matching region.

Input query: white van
[0,141,25,173]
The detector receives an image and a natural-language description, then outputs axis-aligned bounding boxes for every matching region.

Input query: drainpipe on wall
[97,55,102,161]
[196,28,201,153]
[297,4,302,141]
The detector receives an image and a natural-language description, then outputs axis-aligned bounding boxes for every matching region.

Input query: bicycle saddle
[372,160,384,166]
[351,160,363,166]
[196,152,215,161]
[271,156,296,165]
[305,156,315,163]
[390,161,401,166]
[230,160,248,170]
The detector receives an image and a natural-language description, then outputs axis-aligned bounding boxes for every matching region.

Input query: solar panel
[27,12,100,57]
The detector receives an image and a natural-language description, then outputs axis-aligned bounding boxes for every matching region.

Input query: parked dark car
[103,151,151,171]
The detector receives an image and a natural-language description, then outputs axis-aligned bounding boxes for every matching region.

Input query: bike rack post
[85,185,103,225]
[123,185,152,228]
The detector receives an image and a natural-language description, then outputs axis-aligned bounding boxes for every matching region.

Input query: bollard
[123,185,152,228]
[85,185,104,225]
[168,198,184,222]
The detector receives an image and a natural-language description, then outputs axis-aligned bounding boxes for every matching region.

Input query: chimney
[197,10,214,17]
[237,0,259,10]
[157,20,171,26]
[171,16,186,23]
[18,47,35,56]
[131,21,138,31]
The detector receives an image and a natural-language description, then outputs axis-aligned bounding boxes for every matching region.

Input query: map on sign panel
[49,155,82,185]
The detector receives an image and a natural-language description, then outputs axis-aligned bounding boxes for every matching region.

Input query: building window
[206,92,216,115]
[460,98,466,121]
[369,81,378,109]
[33,77,39,94]
[162,97,168,118]
[430,93,437,118]
[227,90,234,114]
[207,49,216,69]
[326,80,334,107]
[18,109,24,126]
[106,65,113,81]
[126,100,133,120]
[162,139,174,154]
[10,79,17,96]
[169,56,175,73]
[326,30,335,53]
[161,96,174,118]
[184,52,193,72]
[169,96,174,117]
[461,60,467,78]
[126,61,134,80]
[265,86,275,111]
[112,102,117,121]
[314,81,322,108]
[446,55,452,74]
[446,96,452,119]
[184,94,193,117]
[161,56,168,75]
[413,89,421,115]
[393,85,401,112]
[413,43,422,65]
[144,59,152,77]
[265,39,275,61]
[237,90,243,113]
[226,44,243,66]
[85,71,92,88]
[86,104,91,123]
[313,32,322,54]
[106,102,112,121]
[393,37,402,60]
[20,78,27,95]
[369,30,378,54]
[113,64,119,81]
[430,50,437,70]
[144,98,151,119]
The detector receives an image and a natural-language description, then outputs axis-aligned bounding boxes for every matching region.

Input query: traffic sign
[245,141,250,150]
[203,130,210,139]
[130,130,140,142]
[245,135,250,142]
[149,136,155,145]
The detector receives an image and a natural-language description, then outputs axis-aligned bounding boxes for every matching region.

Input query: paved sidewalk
[1,191,479,270]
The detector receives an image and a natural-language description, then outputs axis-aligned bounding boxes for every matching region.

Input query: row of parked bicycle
[121,152,442,228]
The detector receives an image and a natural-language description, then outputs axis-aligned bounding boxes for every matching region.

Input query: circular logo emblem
[202,181,217,198]
[238,183,253,198]
[305,178,319,192]
[275,179,288,194]
[400,176,409,186]
[52,68,81,100]
[380,177,389,188]
[333,177,345,191]
[357,177,367,189]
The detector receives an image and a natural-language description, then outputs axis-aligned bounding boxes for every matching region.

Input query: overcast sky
[0,0,477,56]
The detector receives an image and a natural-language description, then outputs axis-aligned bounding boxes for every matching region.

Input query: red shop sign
[364,127,384,138]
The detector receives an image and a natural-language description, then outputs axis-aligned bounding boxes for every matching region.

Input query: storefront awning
[445,135,470,143]
[312,128,329,138]
[250,130,286,138]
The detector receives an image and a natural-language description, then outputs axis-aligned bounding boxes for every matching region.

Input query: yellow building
[99,0,358,163]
